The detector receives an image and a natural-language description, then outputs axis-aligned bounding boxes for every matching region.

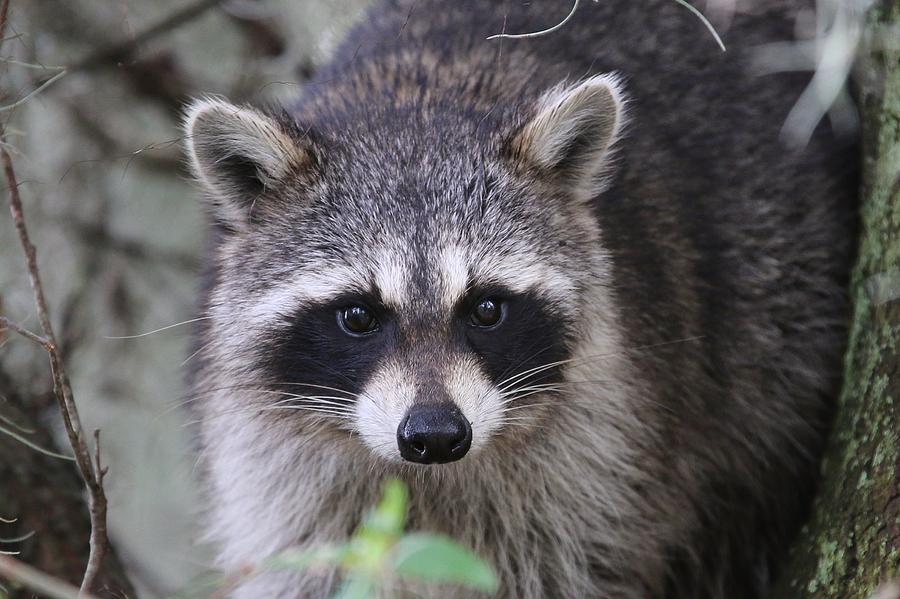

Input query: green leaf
[361,478,407,537]
[329,576,377,599]
[390,533,499,592]
[266,543,349,571]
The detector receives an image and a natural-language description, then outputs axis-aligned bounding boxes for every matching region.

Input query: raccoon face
[185,74,626,465]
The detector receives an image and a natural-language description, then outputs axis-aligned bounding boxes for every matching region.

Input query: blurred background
[0,0,869,597]
[0,1,369,595]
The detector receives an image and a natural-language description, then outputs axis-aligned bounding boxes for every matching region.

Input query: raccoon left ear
[510,74,627,199]
[183,97,313,230]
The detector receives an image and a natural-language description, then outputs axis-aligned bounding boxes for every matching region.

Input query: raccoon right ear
[510,74,627,200]
[183,98,313,229]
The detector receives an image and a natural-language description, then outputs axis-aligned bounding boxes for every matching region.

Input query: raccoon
[183,0,858,597]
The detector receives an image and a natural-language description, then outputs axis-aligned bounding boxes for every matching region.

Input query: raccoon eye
[470,298,504,328]
[339,304,379,336]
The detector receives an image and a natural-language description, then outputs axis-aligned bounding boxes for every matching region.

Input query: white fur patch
[471,250,575,301]
[437,245,470,310]
[245,265,362,328]
[373,248,411,309]
[445,356,504,451]
[355,360,417,460]
[437,243,576,308]
[355,354,504,460]
[243,251,409,329]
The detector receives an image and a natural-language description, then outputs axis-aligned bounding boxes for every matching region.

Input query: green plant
[265,479,499,599]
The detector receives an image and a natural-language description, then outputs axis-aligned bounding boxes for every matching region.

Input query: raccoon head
[185,74,627,466]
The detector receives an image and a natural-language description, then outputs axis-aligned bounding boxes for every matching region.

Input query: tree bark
[774,1,900,596]
[0,368,135,598]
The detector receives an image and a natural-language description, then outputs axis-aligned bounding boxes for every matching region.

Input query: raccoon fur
[183,1,858,597]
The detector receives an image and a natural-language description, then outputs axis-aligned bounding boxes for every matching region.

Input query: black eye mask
[259,287,573,408]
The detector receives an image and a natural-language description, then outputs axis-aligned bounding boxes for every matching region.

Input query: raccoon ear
[183,98,312,229]
[511,74,627,198]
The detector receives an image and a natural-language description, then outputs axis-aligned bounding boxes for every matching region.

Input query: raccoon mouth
[396,403,472,464]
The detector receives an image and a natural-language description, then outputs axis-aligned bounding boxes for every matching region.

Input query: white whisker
[103,316,212,339]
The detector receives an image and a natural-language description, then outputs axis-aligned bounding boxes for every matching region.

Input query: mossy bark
[773,1,900,597]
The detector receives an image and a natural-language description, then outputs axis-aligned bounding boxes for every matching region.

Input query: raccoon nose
[397,403,472,464]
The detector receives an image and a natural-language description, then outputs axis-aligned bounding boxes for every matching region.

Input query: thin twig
[0,555,99,599]
[0,316,49,348]
[487,0,583,40]
[0,0,7,42]
[671,0,726,52]
[0,530,35,544]
[486,0,726,52]
[0,83,110,595]
[0,57,66,70]
[0,420,75,462]
[0,2,112,585]
[0,68,67,112]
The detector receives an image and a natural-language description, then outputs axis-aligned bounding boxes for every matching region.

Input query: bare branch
[0,0,8,41]
[486,0,726,52]
[93,429,107,482]
[0,68,67,112]
[0,83,111,594]
[0,419,75,462]
[0,316,50,349]
[0,555,99,599]
[487,0,584,40]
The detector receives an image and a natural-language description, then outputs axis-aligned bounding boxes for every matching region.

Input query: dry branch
[1,142,112,596]
[0,555,99,599]
[0,367,135,596]
[0,3,114,590]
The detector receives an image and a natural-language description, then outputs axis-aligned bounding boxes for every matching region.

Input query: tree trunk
[774,1,900,596]
[0,368,135,598]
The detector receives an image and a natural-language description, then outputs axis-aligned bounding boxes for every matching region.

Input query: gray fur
[183,1,858,597]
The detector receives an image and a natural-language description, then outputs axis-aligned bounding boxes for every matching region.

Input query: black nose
[397,403,472,464]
